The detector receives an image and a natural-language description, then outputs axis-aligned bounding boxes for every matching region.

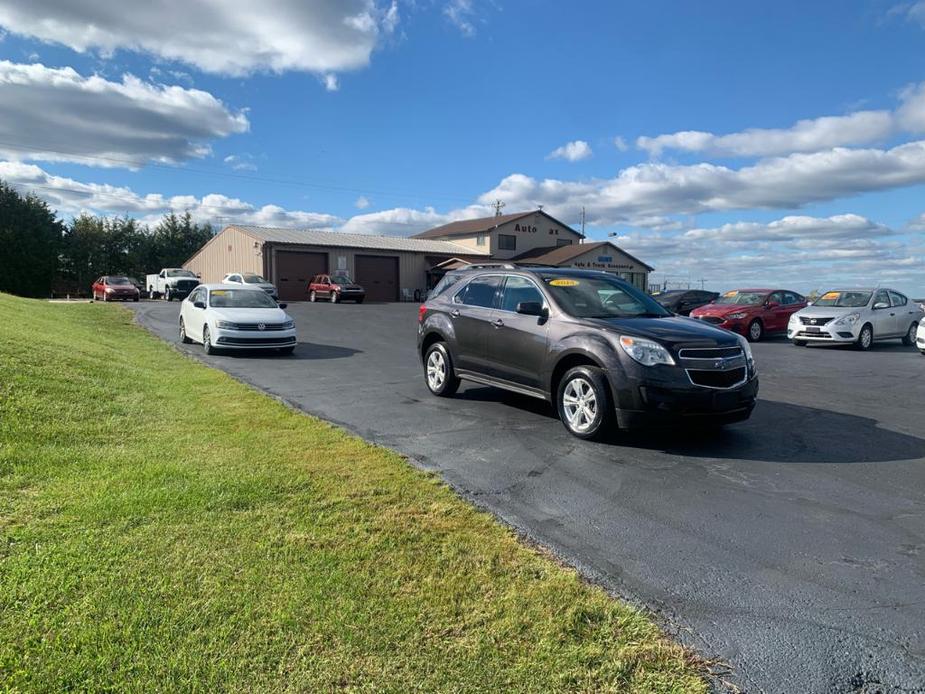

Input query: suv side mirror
[873,301,889,310]
[194,300,206,309]
[516,301,547,317]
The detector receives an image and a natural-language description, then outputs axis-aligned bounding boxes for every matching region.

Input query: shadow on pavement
[455,387,925,464]
[216,342,361,360]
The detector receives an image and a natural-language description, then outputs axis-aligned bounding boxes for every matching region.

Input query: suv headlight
[737,335,757,375]
[834,312,860,326]
[215,320,239,329]
[726,312,747,320]
[619,336,676,366]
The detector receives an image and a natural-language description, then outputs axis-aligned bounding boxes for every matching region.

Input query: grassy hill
[0,294,706,692]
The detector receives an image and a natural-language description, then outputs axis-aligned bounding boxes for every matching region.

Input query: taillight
[418,305,427,323]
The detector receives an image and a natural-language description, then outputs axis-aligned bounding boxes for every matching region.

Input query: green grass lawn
[0,293,706,692]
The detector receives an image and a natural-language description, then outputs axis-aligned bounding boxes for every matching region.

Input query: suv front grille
[799,316,834,325]
[687,367,747,389]
[678,346,742,359]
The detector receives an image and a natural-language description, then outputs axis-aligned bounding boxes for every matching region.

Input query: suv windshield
[242,274,269,284]
[715,291,766,305]
[539,273,670,319]
[209,289,277,308]
[330,276,353,285]
[166,269,197,278]
[812,290,872,308]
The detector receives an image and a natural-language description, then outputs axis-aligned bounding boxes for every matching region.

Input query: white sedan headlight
[619,336,676,366]
[281,320,295,329]
[215,320,239,329]
[834,312,860,326]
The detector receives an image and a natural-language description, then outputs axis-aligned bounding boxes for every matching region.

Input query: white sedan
[917,320,925,356]
[179,284,296,355]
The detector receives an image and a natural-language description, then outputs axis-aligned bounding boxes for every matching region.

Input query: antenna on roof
[537,204,544,211]
[492,199,506,217]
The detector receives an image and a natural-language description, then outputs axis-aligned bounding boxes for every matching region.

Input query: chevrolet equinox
[417,267,758,439]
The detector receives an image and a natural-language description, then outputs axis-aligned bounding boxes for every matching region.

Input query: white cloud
[223,154,257,172]
[613,214,921,292]
[479,140,925,224]
[890,1,925,28]
[0,61,248,167]
[339,206,468,235]
[907,212,925,230]
[0,160,340,228]
[638,110,895,157]
[547,140,593,162]
[0,0,399,78]
[444,0,476,36]
[321,74,339,92]
[636,82,925,158]
[354,195,370,209]
[613,136,628,152]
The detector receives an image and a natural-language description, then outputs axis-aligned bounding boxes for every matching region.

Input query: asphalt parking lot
[129,300,925,693]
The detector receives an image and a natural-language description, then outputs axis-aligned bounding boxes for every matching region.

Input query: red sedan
[690,288,806,341]
[92,275,140,302]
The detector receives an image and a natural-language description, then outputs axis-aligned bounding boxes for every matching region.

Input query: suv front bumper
[608,362,758,429]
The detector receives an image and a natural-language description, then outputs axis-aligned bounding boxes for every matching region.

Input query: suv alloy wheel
[556,366,611,440]
[424,343,459,396]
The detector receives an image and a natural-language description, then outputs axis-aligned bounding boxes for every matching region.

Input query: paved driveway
[129,300,925,693]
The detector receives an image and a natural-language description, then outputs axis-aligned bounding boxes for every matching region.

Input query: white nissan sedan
[179,284,296,355]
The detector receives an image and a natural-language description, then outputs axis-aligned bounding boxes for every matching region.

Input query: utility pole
[492,199,506,217]
[580,207,586,238]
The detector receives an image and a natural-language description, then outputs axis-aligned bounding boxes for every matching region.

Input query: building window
[556,238,573,247]
[498,234,517,251]
[476,233,486,246]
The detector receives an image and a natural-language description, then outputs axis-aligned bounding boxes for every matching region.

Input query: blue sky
[0,0,922,294]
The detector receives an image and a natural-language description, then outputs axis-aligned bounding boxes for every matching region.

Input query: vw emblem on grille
[257,323,266,331]
[810,318,818,325]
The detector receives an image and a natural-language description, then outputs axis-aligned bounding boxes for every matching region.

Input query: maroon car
[92,275,140,302]
[308,274,366,303]
[690,288,806,341]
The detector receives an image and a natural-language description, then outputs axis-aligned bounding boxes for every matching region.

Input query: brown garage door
[355,255,399,302]
[275,251,327,301]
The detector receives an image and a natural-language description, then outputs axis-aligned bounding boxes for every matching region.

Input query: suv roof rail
[461,262,519,270]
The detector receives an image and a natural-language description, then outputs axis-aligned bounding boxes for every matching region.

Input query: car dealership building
[184,211,652,301]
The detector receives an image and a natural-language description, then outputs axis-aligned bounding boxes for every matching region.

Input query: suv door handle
[450,309,460,318]
[492,318,504,328]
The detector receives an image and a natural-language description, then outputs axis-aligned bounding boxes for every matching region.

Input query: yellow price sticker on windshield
[723,290,737,297]
[821,292,840,300]
[211,290,228,296]
[549,279,579,287]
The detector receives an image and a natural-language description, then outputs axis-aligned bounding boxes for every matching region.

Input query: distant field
[0,293,706,692]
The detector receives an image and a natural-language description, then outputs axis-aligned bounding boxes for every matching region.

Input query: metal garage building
[184,225,489,302]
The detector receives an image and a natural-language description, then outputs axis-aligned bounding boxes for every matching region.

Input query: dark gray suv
[417,267,758,439]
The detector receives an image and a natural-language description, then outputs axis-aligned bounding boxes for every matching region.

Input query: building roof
[512,241,655,271]
[227,225,491,256]
[411,209,584,240]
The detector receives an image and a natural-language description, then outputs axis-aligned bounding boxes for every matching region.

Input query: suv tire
[557,366,611,440]
[309,290,316,302]
[424,342,459,396]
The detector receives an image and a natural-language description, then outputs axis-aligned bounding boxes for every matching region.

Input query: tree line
[0,179,214,298]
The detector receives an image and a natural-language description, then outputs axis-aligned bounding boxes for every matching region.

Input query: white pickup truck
[146,268,200,301]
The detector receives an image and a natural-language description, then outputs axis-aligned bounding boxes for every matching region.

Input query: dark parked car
[417,267,758,439]
[652,289,719,316]
[308,274,365,303]
[92,275,140,302]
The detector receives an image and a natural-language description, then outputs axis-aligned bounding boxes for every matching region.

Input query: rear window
[454,276,502,308]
